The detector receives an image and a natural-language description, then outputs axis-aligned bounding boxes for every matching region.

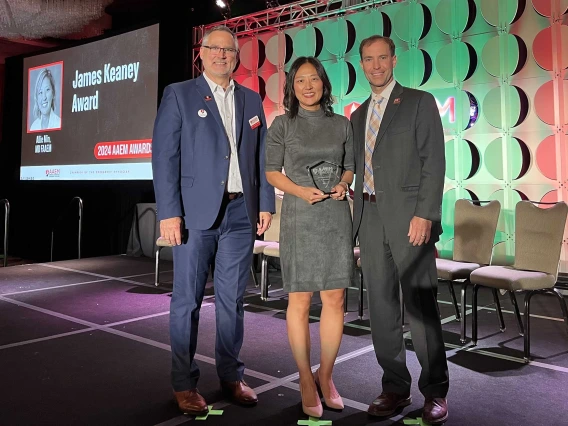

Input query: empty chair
[251,239,275,288]
[469,200,568,362]
[259,196,282,300]
[346,197,362,317]
[436,199,503,343]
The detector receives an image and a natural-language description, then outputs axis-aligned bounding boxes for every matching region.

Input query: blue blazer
[152,75,275,230]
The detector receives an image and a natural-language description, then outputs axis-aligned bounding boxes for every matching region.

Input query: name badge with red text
[249,115,261,129]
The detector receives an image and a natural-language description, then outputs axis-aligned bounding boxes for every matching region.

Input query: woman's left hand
[330,182,348,200]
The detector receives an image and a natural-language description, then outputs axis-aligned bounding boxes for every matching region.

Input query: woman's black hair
[283,56,334,118]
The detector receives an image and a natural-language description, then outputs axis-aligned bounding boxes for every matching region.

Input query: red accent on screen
[94,139,152,160]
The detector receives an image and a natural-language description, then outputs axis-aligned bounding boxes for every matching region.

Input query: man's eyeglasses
[202,45,239,56]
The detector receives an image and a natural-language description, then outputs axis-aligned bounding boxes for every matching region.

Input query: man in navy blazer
[152,25,275,415]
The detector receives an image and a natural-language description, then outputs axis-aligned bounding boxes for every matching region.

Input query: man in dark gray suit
[351,35,449,425]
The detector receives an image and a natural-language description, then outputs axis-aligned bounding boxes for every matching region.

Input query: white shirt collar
[371,78,397,104]
[203,71,234,94]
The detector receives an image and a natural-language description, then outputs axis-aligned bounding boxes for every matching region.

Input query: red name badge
[249,115,261,129]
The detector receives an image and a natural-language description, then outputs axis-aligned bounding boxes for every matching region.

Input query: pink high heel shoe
[314,368,344,410]
[300,380,323,418]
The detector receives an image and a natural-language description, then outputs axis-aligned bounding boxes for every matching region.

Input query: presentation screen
[20,23,159,181]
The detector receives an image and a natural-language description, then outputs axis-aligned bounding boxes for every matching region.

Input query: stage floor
[1,255,567,425]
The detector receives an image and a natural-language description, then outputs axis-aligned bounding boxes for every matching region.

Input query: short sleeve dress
[265,107,355,293]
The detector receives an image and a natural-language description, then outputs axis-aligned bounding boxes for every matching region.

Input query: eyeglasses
[202,45,238,56]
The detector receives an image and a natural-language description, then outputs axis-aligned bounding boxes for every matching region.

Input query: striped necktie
[364,97,384,195]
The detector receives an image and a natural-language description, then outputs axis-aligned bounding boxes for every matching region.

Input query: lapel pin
[198,109,207,118]
[204,95,212,101]
[393,98,401,104]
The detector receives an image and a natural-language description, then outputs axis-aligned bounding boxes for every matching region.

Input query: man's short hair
[202,25,239,51]
[359,35,396,59]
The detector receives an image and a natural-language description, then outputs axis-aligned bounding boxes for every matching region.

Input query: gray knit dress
[265,107,355,293]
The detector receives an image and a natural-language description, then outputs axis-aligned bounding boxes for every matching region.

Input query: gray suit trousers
[359,200,449,398]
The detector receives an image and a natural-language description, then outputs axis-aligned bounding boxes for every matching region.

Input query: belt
[363,192,377,203]
[226,192,243,200]
[362,193,377,203]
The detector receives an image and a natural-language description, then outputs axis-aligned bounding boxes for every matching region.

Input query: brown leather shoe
[173,389,209,416]
[367,392,412,417]
[220,380,258,406]
[422,397,448,425]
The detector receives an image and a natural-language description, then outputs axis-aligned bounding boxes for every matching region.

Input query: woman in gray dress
[265,57,354,418]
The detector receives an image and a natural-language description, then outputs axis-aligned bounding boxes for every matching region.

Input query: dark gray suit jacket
[351,82,445,244]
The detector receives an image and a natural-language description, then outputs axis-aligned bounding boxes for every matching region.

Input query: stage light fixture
[215,0,233,18]
[266,0,280,8]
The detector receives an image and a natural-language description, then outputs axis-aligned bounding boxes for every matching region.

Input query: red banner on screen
[94,139,152,160]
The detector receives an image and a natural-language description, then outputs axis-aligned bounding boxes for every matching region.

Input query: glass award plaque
[307,161,344,194]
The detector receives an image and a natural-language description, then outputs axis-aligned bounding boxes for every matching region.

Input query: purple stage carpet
[1,255,567,425]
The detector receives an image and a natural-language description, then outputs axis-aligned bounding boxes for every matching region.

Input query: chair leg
[492,288,506,332]
[447,281,461,321]
[551,288,568,334]
[460,281,468,344]
[344,287,349,315]
[400,286,404,326]
[265,258,272,289]
[260,255,269,301]
[508,291,524,336]
[154,247,162,287]
[472,284,480,346]
[250,264,259,288]
[524,291,535,363]
[358,268,364,320]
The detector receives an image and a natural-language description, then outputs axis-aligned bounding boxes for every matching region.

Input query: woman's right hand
[297,186,329,205]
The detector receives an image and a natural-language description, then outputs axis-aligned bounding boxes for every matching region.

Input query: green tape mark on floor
[403,417,428,425]
[195,406,224,420]
[297,417,332,426]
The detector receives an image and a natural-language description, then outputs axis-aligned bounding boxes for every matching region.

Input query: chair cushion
[470,265,556,291]
[253,241,271,254]
[436,258,481,281]
[263,243,280,258]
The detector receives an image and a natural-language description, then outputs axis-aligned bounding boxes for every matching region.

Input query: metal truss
[192,0,398,78]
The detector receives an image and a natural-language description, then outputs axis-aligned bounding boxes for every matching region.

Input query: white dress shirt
[203,72,243,193]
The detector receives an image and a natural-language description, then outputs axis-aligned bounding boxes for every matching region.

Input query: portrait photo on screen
[27,61,63,133]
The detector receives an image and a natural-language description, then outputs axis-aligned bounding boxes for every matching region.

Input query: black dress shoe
[367,392,412,417]
[422,397,448,425]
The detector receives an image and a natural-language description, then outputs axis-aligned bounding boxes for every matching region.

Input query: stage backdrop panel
[229,0,568,271]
